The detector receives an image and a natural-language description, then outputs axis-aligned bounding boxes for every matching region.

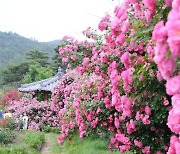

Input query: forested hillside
[0,31,60,66]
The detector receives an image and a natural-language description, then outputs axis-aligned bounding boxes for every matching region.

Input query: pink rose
[154,42,169,64]
[143,0,156,11]
[142,146,150,154]
[167,135,180,154]
[167,109,180,133]
[152,21,167,42]
[166,75,180,95]
[164,0,172,7]
[172,94,180,114]
[70,55,77,61]
[62,57,68,62]
[116,34,125,45]
[121,22,130,33]
[134,139,143,148]
[172,0,180,11]
[145,106,151,115]
[166,16,180,56]
[82,57,89,67]
[163,100,169,106]
[158,56,176,80]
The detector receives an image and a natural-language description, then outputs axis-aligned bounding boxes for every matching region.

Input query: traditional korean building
[18,67,63,101]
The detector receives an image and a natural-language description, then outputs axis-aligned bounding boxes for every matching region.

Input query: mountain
[0,31,61,67]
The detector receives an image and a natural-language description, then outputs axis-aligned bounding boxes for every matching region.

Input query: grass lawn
[61,134,133,154]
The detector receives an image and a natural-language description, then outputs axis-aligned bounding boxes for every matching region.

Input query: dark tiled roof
[18,68,63,92]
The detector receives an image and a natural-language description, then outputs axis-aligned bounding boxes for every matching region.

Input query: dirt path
[41,133,52,154]
[41,133,64,154]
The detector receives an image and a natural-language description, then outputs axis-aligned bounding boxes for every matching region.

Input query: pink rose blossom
[166,75,180,95]
[82,57,89,67]
[172,94,180,114]
[134,139,143,148]
[142,146,150,154]
[167,109,180,134]
[152,21,167,42]
[163,100,169,106]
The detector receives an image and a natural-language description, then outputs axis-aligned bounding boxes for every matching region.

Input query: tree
[2,62,29,87]
[22,64,53,84]
[1,50,51,87]
[26,50,49,67]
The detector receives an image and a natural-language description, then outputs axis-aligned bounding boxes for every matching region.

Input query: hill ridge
[0,31,61,67]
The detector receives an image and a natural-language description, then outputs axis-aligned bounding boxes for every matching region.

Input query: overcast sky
[0,0,119,42]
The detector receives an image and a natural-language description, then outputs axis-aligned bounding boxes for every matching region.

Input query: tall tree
[2,62,29,87]
[2,50,51,87]
[22,64,53,84]
[26,50,49,67]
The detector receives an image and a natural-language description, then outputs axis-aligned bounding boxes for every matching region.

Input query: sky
[0,0,119,42]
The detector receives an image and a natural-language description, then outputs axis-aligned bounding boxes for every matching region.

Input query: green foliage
[41,126,60,134]
[0,67,3,88]
[2,118,17,131]
[22,64,52,84]
[63,133,132,154]
[0,128,16,145]
[26,50,49,67]
[24,130,45,150]
[125,62,171,151]
[0,145,28,154]
[0,32,60,88]
[2,62,29,86]
[2,50,53,87]
[0,130,45,154]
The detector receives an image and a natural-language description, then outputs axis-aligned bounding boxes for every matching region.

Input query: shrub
[53,0,180,152]
[0,90,22,107]
[0,128,16,144]
[8,95,61,131]
[41,126,60,134]
[4,118,17,130]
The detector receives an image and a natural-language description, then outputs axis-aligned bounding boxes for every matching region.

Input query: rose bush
[0,90,22,107]
[7,0,180,153]
[52,0,180,153]
[8,94,61,130]
[152,0,180,152]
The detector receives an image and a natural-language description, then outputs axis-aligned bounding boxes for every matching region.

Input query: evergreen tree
[26,50,49,67]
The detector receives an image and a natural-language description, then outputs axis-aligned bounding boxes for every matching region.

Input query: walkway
[41,133,64,154]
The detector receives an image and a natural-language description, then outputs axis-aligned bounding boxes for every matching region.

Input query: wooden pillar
[44,92,48,101]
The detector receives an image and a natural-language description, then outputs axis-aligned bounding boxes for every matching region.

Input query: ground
[41,133,64,154]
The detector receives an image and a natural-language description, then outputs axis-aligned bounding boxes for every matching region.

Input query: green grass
[23,130,45,150]
[45,133,62,154]
[45,132,134,154]
[0,130,134,154]
[0,130,45,154]
[62,134,133,154]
